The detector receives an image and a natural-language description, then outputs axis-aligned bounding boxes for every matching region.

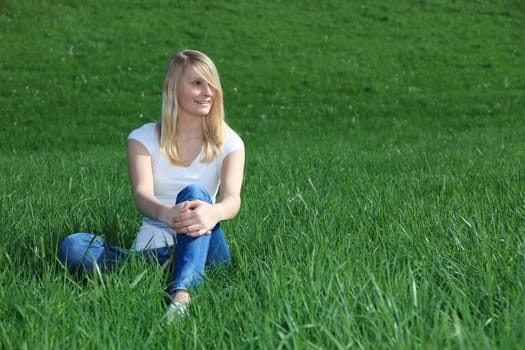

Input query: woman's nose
[202,83,213,96]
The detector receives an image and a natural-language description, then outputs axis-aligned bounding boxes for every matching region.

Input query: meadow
[1,0,524,348]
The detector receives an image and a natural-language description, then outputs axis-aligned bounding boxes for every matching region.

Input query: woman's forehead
[184,66,203,79]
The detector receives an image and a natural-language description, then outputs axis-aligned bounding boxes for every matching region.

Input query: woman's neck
[177,113,203,139]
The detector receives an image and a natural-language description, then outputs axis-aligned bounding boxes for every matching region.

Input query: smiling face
[177,66,216,118]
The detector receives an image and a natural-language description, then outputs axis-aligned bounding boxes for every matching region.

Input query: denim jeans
[58,184,231,294]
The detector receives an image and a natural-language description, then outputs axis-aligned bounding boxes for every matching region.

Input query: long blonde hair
[159,49,227,165]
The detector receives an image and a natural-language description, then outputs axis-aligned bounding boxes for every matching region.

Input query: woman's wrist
[156,204,172,225]
[212,197,240,223]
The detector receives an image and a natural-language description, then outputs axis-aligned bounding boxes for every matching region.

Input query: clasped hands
[162,200,218,237]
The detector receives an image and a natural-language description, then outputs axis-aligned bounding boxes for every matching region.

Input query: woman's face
[178,67,215,118]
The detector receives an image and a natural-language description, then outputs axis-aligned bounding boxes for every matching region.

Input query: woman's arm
[215,148,245,220]
[175,148,245,237]
[127,139,181,226]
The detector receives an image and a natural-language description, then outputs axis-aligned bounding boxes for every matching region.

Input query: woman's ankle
[173,290,191,305]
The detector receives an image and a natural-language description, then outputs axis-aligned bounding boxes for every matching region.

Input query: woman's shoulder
[220,127,244,159]
[128,122,158,141]
[225,127,244,150]
[127,122,160,156]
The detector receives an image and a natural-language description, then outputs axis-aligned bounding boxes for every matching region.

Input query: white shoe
[164,302,189,323]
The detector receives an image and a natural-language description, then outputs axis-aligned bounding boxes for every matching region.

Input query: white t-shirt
[128,122,244,249]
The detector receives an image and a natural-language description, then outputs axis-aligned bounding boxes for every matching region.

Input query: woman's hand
[157,204,186,229]
[170,200,219,237]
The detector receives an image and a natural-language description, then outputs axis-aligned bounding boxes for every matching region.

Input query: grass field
[1,0,524,348]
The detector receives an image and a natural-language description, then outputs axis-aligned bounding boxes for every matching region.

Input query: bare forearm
[214,195,241,223]
[132,190,171,223]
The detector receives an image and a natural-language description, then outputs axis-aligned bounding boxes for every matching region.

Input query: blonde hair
[159,49,227,165]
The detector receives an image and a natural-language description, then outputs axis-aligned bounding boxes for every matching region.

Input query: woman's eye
[192,80,201,86]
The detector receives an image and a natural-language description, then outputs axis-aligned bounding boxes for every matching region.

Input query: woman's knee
[176,184,212,204]
[58,233,105,274]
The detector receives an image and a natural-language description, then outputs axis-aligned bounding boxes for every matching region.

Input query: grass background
[1,0,524,348]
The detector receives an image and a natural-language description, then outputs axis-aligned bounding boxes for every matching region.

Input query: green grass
[1,0,524,348]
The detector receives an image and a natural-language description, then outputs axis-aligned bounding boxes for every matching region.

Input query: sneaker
[164,302,189,323]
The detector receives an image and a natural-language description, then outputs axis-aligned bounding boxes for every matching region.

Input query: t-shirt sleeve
[221,130,244,160]
[217,130,244,177]
[127,123,159,158]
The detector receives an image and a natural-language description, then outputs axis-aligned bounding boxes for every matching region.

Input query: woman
[59,49,245,322]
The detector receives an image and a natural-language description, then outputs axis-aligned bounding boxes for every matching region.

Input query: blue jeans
[58,184,231,294]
